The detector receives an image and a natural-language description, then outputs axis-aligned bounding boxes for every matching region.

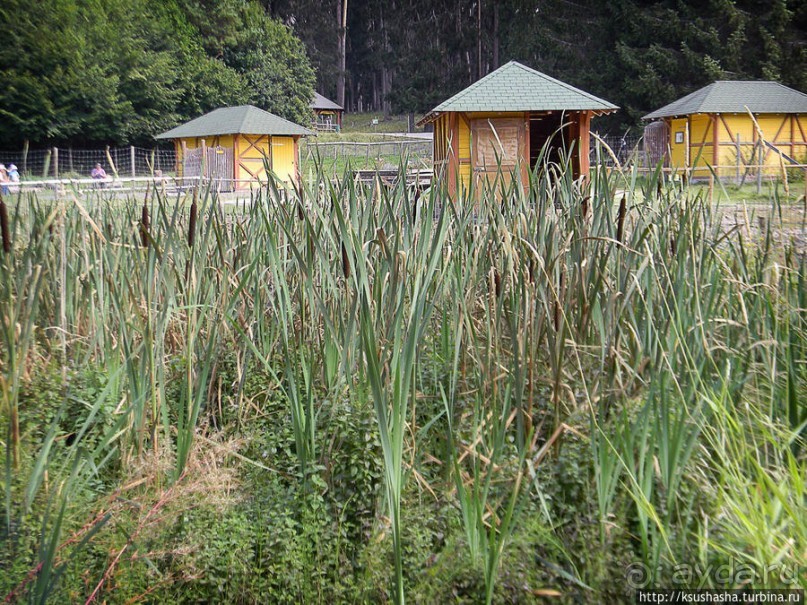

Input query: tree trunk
[477,0,483,79]
[336,0,348,108]
[492,2,499,70]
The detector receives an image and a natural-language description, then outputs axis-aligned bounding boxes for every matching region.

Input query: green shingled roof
[155,105,313,139]
[424,61,617,119]
[310,92,343,111]
[643,81,807,120]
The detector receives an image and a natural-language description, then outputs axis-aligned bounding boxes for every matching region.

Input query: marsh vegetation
[1,155,804,603]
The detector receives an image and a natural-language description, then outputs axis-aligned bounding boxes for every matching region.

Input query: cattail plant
[0,195,10,254]
[140,201,150,249]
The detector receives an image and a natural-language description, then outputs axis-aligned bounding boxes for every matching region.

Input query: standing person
[7,164,19,193]
[0,164,8,195]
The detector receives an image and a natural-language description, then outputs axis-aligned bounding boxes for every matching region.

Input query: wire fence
[0,146,177,179]
[6,135,801,194]
[301,139,433,168]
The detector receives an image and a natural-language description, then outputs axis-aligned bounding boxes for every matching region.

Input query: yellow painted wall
[717,113,807,178]
[271,136,296,183]
[176,133,301,188]
[181,135,235,150]
[667,113,807,179]
[236,134,271,185]
[669,118,687,170]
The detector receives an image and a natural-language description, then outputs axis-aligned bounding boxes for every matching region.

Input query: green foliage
[0,0,312,148]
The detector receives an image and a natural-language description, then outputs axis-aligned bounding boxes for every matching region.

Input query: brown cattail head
[490,267,502,298]
[616,196,627,244]
[581,195,590,221]
[656,177,663,199]
[670,235,677,257]
[527,257,535,284]
[188,200,198,248]
[341,241,351,279]
[0,195,10,254]
[412,188,421,225]
[140,202,150,249]
[376,227,387,253]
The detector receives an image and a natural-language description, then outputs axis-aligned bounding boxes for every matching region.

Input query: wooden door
[471,117,527,199]
[206,146,234,192]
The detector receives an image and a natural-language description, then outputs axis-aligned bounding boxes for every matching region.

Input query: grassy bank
[0,157,804,603]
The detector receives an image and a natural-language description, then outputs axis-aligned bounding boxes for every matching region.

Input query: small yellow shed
[642,81,807,179]
[418,61,617,198]
[156,105,313,190]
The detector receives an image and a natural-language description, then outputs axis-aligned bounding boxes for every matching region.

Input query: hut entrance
[182,146,234,192]
[529,112,572,170]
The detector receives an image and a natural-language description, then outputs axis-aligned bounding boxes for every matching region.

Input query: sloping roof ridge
[233,105,256,131]
[510,61,615,107]
[698,82,722,110]
[435,61,519,109]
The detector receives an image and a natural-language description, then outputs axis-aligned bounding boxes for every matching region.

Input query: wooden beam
[760,115,789,163]
[795,114,806,142]
[578,111,591,180]
[712,114,719,169]
[448,112,458,199]
[523,111,530,189]
[293,137,300,185]
[791,114,796,160]
[233,134,240,184]
[719,115,737,144]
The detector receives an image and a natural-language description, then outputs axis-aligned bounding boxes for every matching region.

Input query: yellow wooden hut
[310,93,343,132]
[418,61,617,198]
[642,81,807,179]
[156,105,313,191]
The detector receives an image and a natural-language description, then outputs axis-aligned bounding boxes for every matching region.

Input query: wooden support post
[42,149,51,179]
[200,138,207,181]
[735,133,741,184]
[233,134,240,188]
[685,119,691,175]
[578,111,591,181]
[131,146,136,178]
[180,140,187,179]
[21,140,28,175]
[712,114,719,180]
[447,113,458,199]
[53,147,59,179]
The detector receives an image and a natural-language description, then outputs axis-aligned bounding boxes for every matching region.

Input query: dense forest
[1,0,805,147]
[274,0,807,129]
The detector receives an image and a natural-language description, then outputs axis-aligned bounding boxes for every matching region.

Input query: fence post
[181,141,187,179]
[43,149,51,179]
[735,134,741,184]
[756,143,762,194]
[22,140,28,176]
[53,147,59,179]
[131,146,136,178]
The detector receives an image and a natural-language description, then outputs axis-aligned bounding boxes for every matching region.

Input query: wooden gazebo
[310,93,344,132]
[418,61,617,198]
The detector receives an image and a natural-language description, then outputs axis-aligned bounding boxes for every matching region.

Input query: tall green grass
[0,150,804,602]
